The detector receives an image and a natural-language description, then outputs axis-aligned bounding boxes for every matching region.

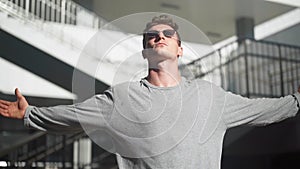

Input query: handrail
[0,132,87,167]
[0,131,46,158]
[0,0,118,30]
[184,38,300,98]
[186,38,300,66]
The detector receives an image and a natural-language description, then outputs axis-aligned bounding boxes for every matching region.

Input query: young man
[0,15,300,169]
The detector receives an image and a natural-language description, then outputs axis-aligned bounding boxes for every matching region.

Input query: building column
[236,17,255,40]
[73,138,92,169]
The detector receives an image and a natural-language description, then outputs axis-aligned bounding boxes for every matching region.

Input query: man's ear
[177,47,183,57]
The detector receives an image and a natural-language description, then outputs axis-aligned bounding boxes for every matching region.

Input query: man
[0,15,300,169]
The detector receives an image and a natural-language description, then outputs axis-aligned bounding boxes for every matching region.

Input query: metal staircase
[0,0,120,55]
[0,0,115,30]
[185,38,300,98]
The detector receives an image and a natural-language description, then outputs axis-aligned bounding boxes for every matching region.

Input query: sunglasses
[144,29,177,40]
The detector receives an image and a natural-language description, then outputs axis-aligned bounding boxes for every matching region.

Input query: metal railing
[184,38,300,98]
[0,0,121,62]
[1,132,87,168]
[0,0,116,29]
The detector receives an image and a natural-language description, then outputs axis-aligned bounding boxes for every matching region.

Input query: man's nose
[155,32,165,42]
[158,32,166,38]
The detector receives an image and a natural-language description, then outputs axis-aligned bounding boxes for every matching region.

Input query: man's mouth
[155,43,167,47]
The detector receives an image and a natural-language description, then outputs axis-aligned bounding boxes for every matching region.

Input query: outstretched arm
[0,88,114,134]
[222,86,300,128]
[0,88,28,119]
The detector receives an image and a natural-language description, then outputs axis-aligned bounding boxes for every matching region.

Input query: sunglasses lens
[163,30,176,37]
[145,31,159,39]
[144,29,176,39]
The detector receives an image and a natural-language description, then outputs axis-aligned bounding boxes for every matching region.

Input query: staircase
[0,0,114,29]
[185,38,300,98]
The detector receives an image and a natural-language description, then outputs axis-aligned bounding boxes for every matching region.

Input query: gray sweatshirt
[24,78,300,169]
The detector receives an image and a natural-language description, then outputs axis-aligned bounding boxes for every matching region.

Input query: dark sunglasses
[144,29,177,40]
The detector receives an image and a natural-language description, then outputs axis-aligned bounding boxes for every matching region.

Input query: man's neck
[146,63,181,87]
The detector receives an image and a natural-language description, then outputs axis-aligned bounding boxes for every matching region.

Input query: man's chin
[142,48,173,60]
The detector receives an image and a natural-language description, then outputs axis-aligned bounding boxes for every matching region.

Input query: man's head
[143,15,181,49]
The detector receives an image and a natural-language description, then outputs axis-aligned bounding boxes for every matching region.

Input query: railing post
[67,0,70,24]
[25,0,29,17]
[66,0,69,24]
[20,0,24,11]
[70,2,74,24]
[243,39,250,98]
[46,0,50,21]
[36,0,40,19]
[41,0,45,21]
[56,0,60,22]
[278,44,284,96]
[51,0,55,21]
[31,0,36,19]
[20,0,23,8]
[61,0,65,24]
[15,0,19,12]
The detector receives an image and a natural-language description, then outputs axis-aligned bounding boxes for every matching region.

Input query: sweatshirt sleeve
[24,89,114,134]
[222,90,300,129]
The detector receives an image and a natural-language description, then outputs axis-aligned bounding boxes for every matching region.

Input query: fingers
[0,102,9,109]
[0,107,9,117]
[0,100,10,117]
[0,99,11,106]
[15,88,23,100]
[0,103,9,117]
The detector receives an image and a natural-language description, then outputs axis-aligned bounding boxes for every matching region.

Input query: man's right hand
[0,88,28,119]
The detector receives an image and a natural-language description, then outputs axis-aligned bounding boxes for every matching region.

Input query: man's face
[143,24,183,61]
